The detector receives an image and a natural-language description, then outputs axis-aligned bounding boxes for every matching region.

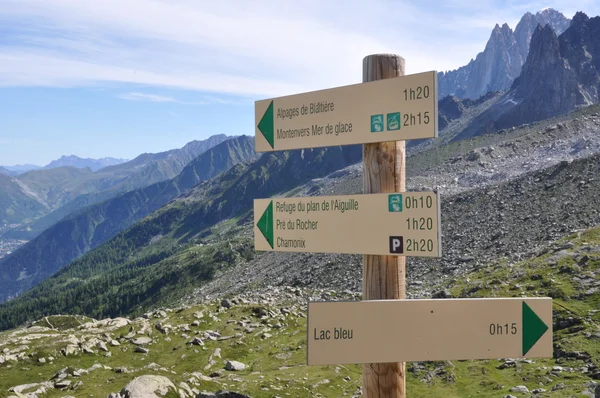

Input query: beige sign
[255,71,438,152]
[254,192,441,257]
[307,298,552,365]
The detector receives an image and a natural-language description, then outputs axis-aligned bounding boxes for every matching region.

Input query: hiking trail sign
[254,71,438,152]
[254,192,441,257]
[307,297,552,365]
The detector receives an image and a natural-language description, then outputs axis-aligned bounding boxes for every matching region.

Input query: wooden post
[362,54,406,397]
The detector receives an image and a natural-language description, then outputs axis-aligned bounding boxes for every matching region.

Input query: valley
[0,225,27,260]
[1,6,600,398]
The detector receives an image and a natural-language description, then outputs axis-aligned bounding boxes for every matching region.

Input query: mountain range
[0,164,41,174]
[454,12,600,140]
[0,135,257,302]
[438,8,570,100]
[1,156,128,176]
[0,135,231,226]
[42,155,128,171]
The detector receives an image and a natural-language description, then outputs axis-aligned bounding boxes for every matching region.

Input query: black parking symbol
[389,236,403,254]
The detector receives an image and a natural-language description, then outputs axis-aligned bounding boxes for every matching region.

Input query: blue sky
[1,0,599,166]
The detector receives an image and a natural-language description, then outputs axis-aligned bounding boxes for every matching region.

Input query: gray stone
[120,375,176,398]
[134,346,149,354]
[62,345,79,356]
[224,360,246,371]
[509,385,529,393]
[54,380,71,389]
[196,391,251,398]
[131,337,153,345]
[221,299,232,308]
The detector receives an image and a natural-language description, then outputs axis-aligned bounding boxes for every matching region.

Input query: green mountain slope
[16,166,96,209]
[9,135,238,239]
[0,136,258,303]
[0,144,361,324]
[0,227,597,397]
[0,135,231,234]
[0,174,48,224]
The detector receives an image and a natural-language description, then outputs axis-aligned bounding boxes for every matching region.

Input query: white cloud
[0,0,598,97]
[118,92,179,103]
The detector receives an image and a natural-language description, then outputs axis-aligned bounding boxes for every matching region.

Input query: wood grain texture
[362,53,407,398]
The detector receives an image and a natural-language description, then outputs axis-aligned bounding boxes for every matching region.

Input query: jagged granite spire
[438,8,571,100]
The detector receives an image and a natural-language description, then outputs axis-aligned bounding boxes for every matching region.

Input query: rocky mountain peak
[455,12,600,140]
[520,23,560,75]
[570,11,589,26]
[439,8,570,100]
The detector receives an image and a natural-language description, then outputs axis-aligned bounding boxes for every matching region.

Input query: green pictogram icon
[371,114,384,132]
[257,201,274,249]
[387,112,401,131]
[388,194,403,212]
[522,301,549,356]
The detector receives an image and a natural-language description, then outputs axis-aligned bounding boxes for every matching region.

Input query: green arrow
[258,100,274,149]
[522,301,549,356]
[257,200,274,249]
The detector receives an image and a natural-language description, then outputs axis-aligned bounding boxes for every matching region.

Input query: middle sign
[254,192,441,257]
[255,71,438,152]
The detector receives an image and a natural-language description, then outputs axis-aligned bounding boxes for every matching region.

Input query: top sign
[255,71,438,152]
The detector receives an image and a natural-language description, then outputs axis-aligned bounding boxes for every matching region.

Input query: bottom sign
[307,298,552,365]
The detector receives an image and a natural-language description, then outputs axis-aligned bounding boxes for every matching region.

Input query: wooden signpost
[307,298,552,365]
[253,53,553,398]
[254,192,441,257]
[255,71,438,152]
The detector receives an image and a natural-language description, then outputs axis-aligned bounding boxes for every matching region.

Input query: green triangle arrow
[257,200,274,249]
[258,101,274,149]
[522,301,549,356]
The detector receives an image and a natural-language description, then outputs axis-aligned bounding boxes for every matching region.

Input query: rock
[467,151,481,161]
[432,290,451,299]
[9,382,53,395]
[192,337,204,346]
[38,357,46,363]
[156,323,171,334]
[197,391,251,398]
[224,361,246,371]
[252,307,269,318]
[61,345,79,356]
[131,337,153,345]
[98,341,109,352]
[509,385,529,393]
[551,383,566,391]
[110,340,121,347]
[55,380,71,389]
[204,348,222,370]
[135,346,149,354]
[221,299,232,308]
[120,376,176,397]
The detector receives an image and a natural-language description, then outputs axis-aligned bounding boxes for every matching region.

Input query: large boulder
[119,375,176,398]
